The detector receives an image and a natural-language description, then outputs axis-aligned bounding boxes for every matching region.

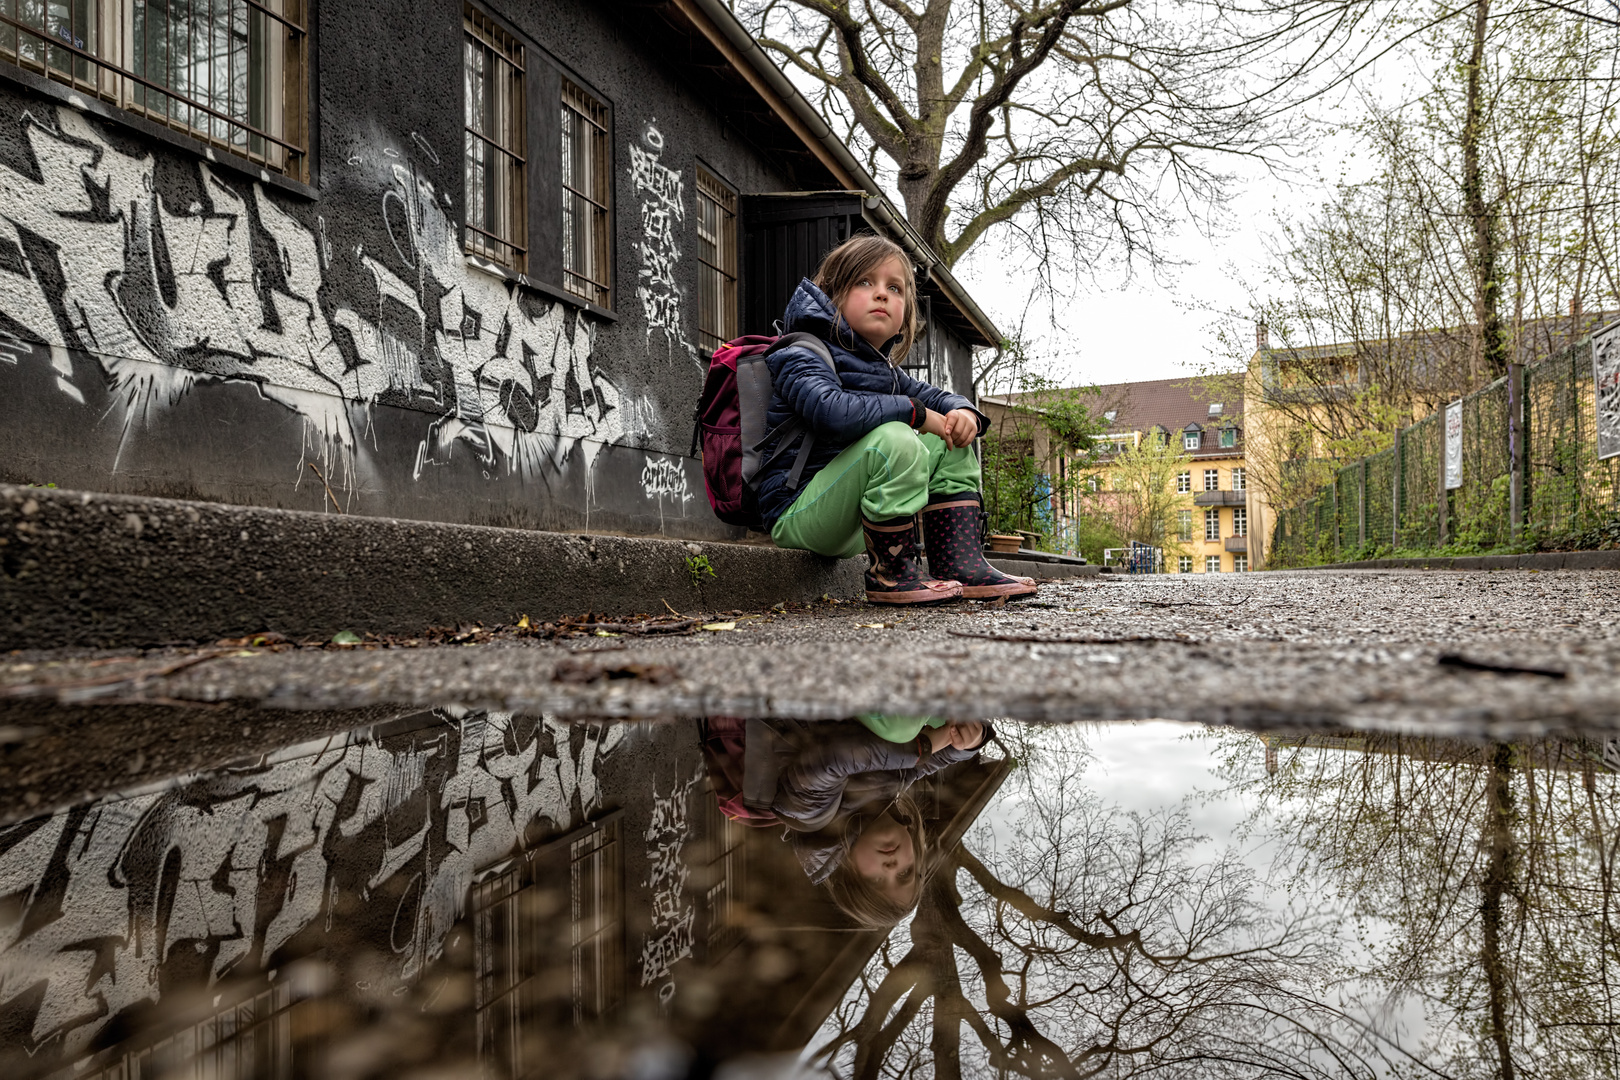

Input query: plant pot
[988,534,1023,554]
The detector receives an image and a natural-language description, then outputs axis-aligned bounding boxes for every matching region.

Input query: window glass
[1205,555,1221,573]
[1204,508,1219,541]
[1234,506,1247,537]
[1176,471,1191,494]
[1,0,307,177]
[1203,468,1219,492]
[1178,555,1193,573]
[561,79,612,306]
[464,7,526,271]
[1232,467,1246,492]
[1220,427,1237,448]
[1177,509,1192,541]
[696,167,737,353]
[1233,554,1248,572]
[1184,431,1200,450]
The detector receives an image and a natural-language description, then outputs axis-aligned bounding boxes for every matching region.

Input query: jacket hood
[782,278,899,361]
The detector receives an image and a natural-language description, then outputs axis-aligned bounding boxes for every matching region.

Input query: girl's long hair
[813,234,919,366]
[823,791,930,931]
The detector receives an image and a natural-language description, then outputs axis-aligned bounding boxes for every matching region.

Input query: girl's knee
[868,421,920,451]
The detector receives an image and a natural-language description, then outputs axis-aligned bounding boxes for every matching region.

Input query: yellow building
[982,377,1253,573]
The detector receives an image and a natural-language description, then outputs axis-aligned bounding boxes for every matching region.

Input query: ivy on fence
[1270,339,1620,566]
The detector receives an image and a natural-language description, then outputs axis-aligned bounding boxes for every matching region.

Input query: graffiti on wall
[0,107,647,495]
[639,454,692,503]
[0,711,627,1062]
[628,122,694,362]
[638,763,703,1003]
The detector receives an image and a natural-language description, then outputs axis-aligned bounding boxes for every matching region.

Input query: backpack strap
[761,333,838,491]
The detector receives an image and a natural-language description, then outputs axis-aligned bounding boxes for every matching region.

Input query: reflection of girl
[759,718,989,929]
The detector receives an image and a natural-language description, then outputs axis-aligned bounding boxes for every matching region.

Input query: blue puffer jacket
[755,279,983,530]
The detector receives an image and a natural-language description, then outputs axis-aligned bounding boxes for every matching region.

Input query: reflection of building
[1259,731,1620,788]
[473,812,625,1075]
[3,713,1009,1080]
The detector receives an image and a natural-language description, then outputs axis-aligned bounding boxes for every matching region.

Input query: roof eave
[671,0,1002,349]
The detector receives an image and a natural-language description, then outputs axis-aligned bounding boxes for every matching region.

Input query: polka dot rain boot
[920,493,1038,600]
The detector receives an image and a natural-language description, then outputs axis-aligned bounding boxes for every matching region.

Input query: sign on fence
[1444,400,1463,489]
[1593,320,1620,461]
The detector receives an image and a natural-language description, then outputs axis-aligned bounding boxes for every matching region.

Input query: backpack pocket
[700,422,747,524]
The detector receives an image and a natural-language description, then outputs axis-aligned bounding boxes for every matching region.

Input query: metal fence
[1270,334,1620,565]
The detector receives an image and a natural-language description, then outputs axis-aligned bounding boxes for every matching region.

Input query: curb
[0,485,865,649]
[1266,550,1620,573]
[986,557,1099,580]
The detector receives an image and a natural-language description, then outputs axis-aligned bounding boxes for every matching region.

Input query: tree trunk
[1462,0,1507,382]
[1480,741,1517,1080]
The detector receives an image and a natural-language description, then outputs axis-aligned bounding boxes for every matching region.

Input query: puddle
[0,712,1615,1078]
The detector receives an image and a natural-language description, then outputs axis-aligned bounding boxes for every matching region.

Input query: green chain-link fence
[1269,335,1620,566]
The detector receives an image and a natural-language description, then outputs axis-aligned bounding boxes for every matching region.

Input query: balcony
[1225,536,1250,552]
[1193,490,1246,506]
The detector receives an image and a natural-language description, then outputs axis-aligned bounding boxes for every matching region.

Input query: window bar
[0,2,306,177]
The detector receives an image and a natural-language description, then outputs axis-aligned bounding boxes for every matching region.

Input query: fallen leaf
[517,614,532,630]
[702,622,737,632]
[330,630,362,645]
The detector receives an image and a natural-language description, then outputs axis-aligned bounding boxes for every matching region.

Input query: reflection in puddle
[0,714,1614,1077]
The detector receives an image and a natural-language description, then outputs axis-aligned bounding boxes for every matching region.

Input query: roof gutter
[677,0,1002,349]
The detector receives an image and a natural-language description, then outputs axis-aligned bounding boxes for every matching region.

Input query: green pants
[771,422,981,558]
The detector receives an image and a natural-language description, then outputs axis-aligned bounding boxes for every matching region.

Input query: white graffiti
[0,711,626,1061]
[628,122,693,361]
[0,107,641,493]
[639,764,703,1002]
[640,455,692,502]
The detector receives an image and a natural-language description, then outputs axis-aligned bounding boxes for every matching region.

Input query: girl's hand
[922,409,951,442]
[927,721,986,754]
[943,409,980,449]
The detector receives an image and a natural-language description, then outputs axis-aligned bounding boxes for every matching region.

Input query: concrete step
[0,485,865,649]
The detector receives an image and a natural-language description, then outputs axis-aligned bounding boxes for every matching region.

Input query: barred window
[474,814,623,1076]
[696,166,737,354]
[1204,508,1219,541]
[464,6,525,271]
[561,78,610,306]
[0,0,308,178]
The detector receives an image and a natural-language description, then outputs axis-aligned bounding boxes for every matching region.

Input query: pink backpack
[691,333,836,530]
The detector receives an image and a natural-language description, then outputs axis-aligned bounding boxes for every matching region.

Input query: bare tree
[739,0,1393,281]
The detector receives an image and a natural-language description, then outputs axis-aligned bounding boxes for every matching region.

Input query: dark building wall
[0,0,824,540]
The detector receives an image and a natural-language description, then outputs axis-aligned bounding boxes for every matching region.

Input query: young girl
[769,717,986,928]
[702,716,988,928]
[755,235,1036,604]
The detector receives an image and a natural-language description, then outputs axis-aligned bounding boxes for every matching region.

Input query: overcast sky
[949,145,1348,390]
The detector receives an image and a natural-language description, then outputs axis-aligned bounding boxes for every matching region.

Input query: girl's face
[850,809,917,907]
[839,256,908,351]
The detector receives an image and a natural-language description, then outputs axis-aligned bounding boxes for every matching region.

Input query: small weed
[685,553,716,589]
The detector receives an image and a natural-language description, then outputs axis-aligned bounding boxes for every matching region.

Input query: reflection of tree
[812,729,1403,1078]
[1219,732,1620,1079]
